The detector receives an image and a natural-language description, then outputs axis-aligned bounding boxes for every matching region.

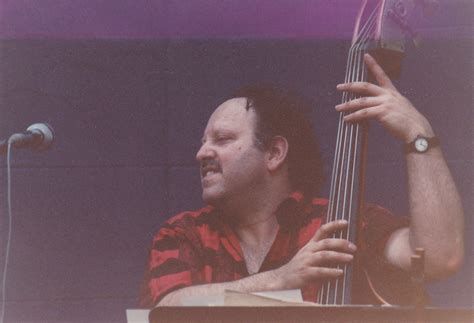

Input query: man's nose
[196,142,216,162]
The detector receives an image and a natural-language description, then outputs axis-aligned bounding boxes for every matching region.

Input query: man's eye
[216,137,231,143]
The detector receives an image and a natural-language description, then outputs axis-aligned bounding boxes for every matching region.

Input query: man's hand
[335,54,434,143]
[273,220,357,290]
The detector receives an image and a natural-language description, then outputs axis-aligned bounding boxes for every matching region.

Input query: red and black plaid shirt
[139,192,408,307]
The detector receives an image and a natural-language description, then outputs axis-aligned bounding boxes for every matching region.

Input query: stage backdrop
[0,1,472,322]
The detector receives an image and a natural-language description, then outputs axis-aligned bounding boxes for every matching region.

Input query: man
[139,54,464,307]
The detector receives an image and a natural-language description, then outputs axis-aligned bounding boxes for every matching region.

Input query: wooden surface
[150,306,474,323]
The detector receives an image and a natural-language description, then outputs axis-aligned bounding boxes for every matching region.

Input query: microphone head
[26,123,54,151]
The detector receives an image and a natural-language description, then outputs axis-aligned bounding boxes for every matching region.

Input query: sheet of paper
[181,294,225,306]
[126,309,150,323]
[181,289,304,306]
[252,289,303,302]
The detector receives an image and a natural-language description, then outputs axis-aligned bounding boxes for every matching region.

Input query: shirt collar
[275,191,307,230]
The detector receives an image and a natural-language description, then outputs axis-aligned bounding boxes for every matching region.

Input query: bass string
[320,27,372,301]
[328,15,376,256]
[341,11,376,245]
[326,0,380,226]
[334,6,378,238]
[335,27,375,304]
[320,2,379,305]
[339,23,372,304]
[341,5,375,237]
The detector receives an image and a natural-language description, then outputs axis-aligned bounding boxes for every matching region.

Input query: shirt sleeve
[139,222,201,307]
[354,203,415,304]
[358,203,409,257]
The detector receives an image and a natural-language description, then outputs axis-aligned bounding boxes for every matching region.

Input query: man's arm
[158,220,356,306]
[384,144,464,279]
[158,269,281,306]
[335,54,464,279]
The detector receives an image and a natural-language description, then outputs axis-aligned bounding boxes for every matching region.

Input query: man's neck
[221,184,292,245]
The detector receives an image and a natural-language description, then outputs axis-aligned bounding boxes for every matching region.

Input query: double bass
[317,0,433,305]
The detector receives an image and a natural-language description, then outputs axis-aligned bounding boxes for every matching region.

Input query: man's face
[196,98,267,205]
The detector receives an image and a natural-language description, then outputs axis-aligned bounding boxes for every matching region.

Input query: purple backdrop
[0,0,471,39]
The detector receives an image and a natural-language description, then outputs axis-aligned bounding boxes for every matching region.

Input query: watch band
[404,135,440,154]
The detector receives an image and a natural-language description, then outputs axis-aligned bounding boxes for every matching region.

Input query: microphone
[0,123,54,154]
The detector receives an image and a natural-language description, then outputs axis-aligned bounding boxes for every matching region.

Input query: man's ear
[266,136,289,172]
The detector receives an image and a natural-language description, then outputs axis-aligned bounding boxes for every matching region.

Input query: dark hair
[231,85,324,197]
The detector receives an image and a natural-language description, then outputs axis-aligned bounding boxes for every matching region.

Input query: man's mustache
[200,159,222,173]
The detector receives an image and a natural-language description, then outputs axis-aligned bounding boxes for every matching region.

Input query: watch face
[415,137,429,152]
